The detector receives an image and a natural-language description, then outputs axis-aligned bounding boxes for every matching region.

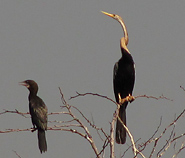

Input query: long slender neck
[119,18,130,54]
[120,37,130,54]
[119,19,128,46]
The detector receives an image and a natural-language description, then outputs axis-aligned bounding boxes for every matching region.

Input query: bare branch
[110,104,119,158]
[139,117,162,155]
[70,92,118,105]
[48,119,76,124]
[121,139,141,158]
[1,90,182,157]
[58,87,67,105]
[98,137,109,157]
[58,88,101,158]
[157,125,176,157]
[135,94,173,101]
[70,92,172,102]
[117,116,146,158]
[0,128,32,133]
[0,109,29,118]
[0,109,68,116]
[180,85,185,91]
[13,150,22,158]
[172,139,185,158]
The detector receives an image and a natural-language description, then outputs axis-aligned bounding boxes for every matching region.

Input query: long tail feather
[115,103,127,144]
[38,129,47,153]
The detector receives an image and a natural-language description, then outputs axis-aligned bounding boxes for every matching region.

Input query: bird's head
[101,11,123,27]
[19,80,38,93]
[101,11,121,22]
[101,10,129,49]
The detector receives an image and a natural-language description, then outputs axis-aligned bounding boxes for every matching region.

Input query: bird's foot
[118,93,135,104]
[31,127,37,132]
[118,93,122,104]
[126,94,135,103]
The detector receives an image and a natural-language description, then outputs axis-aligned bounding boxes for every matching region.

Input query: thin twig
[117,116,146,158]
[157,125,176,157]
[180,86,185,91]
[110,104,120,158]
[13,150,21,158]
[70,92,173,102]
[0,109,29,117]
[121,139,141,158]
[58,87,101,158]
[135,94,173,101]
[139,117,162,155]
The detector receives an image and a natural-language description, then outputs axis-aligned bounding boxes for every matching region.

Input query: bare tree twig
[110,104,120,158]
[58,87,101,158]
[0,109,29,117]
[117,116,146,158]
[121,139,141,158]
[98,137,110,158]
[157,125,176,157]
[1,90,184,158]
[172,139,185,158]
[135,94,173,101]
[70,91,118,105]
[0,109,68,116]
[0,128,32,133]
[13,150,21,158]
[146,109,185,158]
[138,117,162,156]
[180,86,185,91]
[48,119,76,124]
[70,105,107,136]
[70,92,173,102]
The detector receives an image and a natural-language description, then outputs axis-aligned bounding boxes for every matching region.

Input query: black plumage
[114,47,135,144]
[102,11,135,144]
[20,80,48,153]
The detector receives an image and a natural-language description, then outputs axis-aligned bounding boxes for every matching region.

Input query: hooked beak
[19,81,29,88]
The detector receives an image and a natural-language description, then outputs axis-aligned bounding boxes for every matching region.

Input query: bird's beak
[101,11,114,18]
[19,81,29,88]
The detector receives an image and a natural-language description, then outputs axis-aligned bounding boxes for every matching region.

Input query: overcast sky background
[1,0,185,157]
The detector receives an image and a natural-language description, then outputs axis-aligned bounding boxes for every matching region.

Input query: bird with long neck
[20,80,48,153]
[101,11,135,144]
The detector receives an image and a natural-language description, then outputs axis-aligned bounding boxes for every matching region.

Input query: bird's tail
[38,129,47,153]
[115,103,127,144]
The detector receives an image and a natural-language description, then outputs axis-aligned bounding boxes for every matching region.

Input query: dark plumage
[114,47,135,144]
[20,80,48,153]
[102,11,135,144]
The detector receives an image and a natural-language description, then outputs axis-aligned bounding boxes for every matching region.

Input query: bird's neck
[120,37,130,54]
[28,90,37,99]
[119,20,129,45]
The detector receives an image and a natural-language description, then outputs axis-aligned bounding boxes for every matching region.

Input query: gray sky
[1,0,185,157]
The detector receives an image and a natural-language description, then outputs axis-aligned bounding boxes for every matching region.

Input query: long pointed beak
[101,11,114,18]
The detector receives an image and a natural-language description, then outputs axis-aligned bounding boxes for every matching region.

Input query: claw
[118,94,135,105]
[118,93,122,104]
[31,126,37,132]
[127,94,135,103]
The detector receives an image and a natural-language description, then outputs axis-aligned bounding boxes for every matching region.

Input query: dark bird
[101,11,135,144]
[20,80,48,153]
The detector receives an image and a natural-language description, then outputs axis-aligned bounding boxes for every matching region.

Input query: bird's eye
[25,80,29,84]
